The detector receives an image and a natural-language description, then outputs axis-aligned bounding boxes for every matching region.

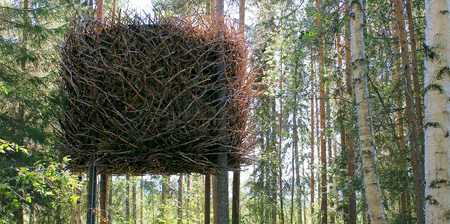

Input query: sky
[128,0,153,14]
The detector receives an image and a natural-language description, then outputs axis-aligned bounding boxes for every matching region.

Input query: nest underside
[59,15,255,175]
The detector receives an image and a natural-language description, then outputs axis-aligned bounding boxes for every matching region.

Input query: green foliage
[0,139,79,223]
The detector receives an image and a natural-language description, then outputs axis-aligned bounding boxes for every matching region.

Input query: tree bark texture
[350,1,387,223]
[100,174,109,224]
[178,174,183,224]
[205,174,211,224]
[316,0,327,222]
[215,0,229,223]
[424,0,450,223]
[393,0,425,222]
[310,53,315,219]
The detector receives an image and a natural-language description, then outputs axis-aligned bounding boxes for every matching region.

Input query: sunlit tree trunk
[316,0,327,222]
[293,60,302,224]
[310,53,315,222]
[278,47,285,224]
[424,0,450,222]
[132,177,137,224]
[350,0,387,223]
[126,175,131,222]
[232,1,245,222]
[186,175,190,223]
[76,174,83,224]
[140,176,144,224]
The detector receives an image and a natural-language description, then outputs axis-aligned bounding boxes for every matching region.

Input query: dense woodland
[1,0,450,223]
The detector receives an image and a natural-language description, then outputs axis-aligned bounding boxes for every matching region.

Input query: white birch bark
[424,0,450,223]
[350,1,387,223]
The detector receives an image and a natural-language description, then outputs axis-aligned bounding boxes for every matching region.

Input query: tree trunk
[133,177,137,224]
[232,171,240,224]
[424,0,450,222]
[232,1,245,222]
[186,175,191,223]
[278,48,285,224]
[100,174,109,224]
[215,1,229,223]
[96,0,103,21]
[29,204,35,224]
[178,174,183,224]
[87,155,98,224]
[350,1,387,223]
[391,18,409,219]
[393,0,425,222]
[140,176,144,224]
[213,175,219,224]
[315,0,327,221]
[344,4,357,222]
[310,52,315,220]
[13,207,24,224]
[108,176,113,224]
[76,174,83,224]
[56,205,62,224]
[293,61,302,224]
[405,0,424,146]
[126,175,130,222]
[205,174,211,224]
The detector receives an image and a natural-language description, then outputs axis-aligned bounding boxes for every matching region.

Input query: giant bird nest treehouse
[58,14,255,175]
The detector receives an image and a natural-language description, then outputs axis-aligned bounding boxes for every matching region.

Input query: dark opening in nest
[58,14,255,175]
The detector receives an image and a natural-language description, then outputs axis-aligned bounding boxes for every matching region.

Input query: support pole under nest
[87,154,98,224]
[215,0,229,223]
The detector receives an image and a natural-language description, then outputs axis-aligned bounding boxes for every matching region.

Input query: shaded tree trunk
[351,0,387,223]
[100,174,109,224]
[393,0,424,222]
[87,156,98,224]
[215,0,229,223]
[178,174,183,224]
[205,174,211,224]
[108,176,113,224]
[126,175,130,222]
[344,5,357,222]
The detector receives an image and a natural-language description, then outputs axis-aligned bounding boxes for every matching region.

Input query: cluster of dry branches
[58,14,256,175]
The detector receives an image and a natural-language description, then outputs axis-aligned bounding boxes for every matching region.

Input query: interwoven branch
[58,14,256,175]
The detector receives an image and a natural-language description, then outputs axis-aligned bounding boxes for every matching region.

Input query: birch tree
[424,0,450,223]
[350,0,387,223]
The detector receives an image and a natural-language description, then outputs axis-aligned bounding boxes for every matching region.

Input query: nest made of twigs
[58,14,256,175]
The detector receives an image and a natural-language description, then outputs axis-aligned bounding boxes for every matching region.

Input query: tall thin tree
[350,0,387,223]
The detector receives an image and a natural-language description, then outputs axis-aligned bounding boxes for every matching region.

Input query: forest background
[0,0,442,223]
